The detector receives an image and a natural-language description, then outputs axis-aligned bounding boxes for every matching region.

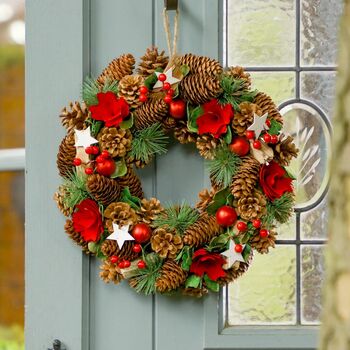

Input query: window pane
[228,246,296,325]
[277,213,296,240]
[227,0,296,67]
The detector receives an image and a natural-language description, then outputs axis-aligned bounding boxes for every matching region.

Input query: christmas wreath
[55,11,298,297]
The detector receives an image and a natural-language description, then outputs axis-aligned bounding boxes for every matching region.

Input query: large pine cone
[195,188,215,213]
[155,260,187,293]
[117,166,144,199]
[151,227,183,259]
[97,127,132,158]
[177,54,223,77]
[134,99,168,130]
[54,186,73,217]
[137,47,169,77]
[99,259,124,284]
[118,75,144,109]
[104,201,139,232]
[57,133,76,178]
[237,189,267,221]
[232,102,262,136]
[254,92,283,124]
[173,121,197,144]
[218,260,250,285]
[100,239,138,260]
[97,53,135,85]
[139,198,164,224]
[87,174,121,207]
[196,134,222,160]
[250,229,277,254]
[225,66,251,89]
[64,219,90,254]
[60,101,88,133]
[273,135,299,166]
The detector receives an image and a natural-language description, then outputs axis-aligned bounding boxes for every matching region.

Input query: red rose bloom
[189,248,226,281]
[89,91,129,127]
[196,99,233,138]
[260,161,293,201]
[72,199,103,242]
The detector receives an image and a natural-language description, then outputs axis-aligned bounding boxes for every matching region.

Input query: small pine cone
[118,75,144,109]
[253,92,283,124]
[183,212,223,248]
[100,239,138,260]
[151,227,183,259]
[232,102,262,136]
[218,260,250,285]
[173,121,197,144]
[97,127,132,158]
[273,135,299,166]
[225,66,251,89]
[117,167,144,199]
[54,186,73,217]
[177,54,223,77]
[128,277,139,289]
[104,202,139,232]
[138,47,169,77]
[87,174,121,207]
[237,189,267,221]
[195,188,215,213]
[196,134,222,160]
[230,156,261,199]
[250,229,277,254]
[60,101,89,133]
[64,220,90,254]
[155,260,187,293]
[57,133,76,178]
[182,287,208,298]
[134,99,168,130]
[127,155,152,169]
[180,74,222,105]
[139,197,164,224]
[162,116,178,130]
[99,260,124,284]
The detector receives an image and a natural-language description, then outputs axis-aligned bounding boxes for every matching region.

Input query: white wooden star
[153,66,181,89]
[74,127,98,148]
[107,223,134,249]
[247,112,269,139]
[222,240,246,268]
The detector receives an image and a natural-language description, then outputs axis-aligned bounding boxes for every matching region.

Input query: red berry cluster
[157,73,175,104]
[109,242,147,270]
[236,219,269,238]
[245,119,279,150]
[138,85,149,103]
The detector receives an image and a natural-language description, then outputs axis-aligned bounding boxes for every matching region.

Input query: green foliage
[143,72,158,89]
[268,119,283,135]
[242,244,252,262]
[82,76,119,106]
[240,222,257,244]
[206,187,234,215]
[187,104,203,133]
[110,159,127,178]
[204,274,219,292]
[206,146,242,188]
[62,171,90,209]
[153,203,199,235]
[176,246,193,271]
[85,117,104,137]
[130,123,169,163]
[185,275,201,289]
[263,193,295,227]
[120,187,141,210]
[207,233,230,252]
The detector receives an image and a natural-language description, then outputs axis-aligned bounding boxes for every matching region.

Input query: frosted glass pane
[228,246,296,325]
[301,245,325,324]
[227,0,296,67]
[301,0,343,66]
[277,213,296,240]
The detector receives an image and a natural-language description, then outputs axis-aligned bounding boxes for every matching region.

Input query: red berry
[167,88,175,96]
[85,167,93,175]
[91,146,99,155]
[123,260,131,268]
[101,150,110,158]
[246,130,255,140]
[118,261,126,268]
[137,260,146,269]
[216,206,237,227]
[133,244,142,253]
[252,219,261,229]
[253,140,262,149]
[270,135,279,144]
[235,244,243,253]
[96,155,105,164]
[237,221,247,231]
[73,158,82,166]
[139,85,148,94]
[263,133,272,143]
[164,95,172,104]
[85,146,94,154]
[158,73,167,82]
[266,119,271,127]
[163,82,171,91]
[260,229,269,238]
[139,94,148,103]
[110,255,118,264]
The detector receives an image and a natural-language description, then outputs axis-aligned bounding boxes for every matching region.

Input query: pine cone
[118,75,144,109]
[99,260,124,284]
[180,74,222,105]
[151,227,183,259]
[155,260,187,293]
[87,174,121,207]
[97,53,135,85]
[138,47,169,77]
[134,99,168,130]
[273,135,299,166]
[162,116,178,130]
[97,127,132,158]
[225,66,251,89]
[230,156,261,199]
[100,239,138,260]
[60,101,88,133]
[117,166,144,199]
[237,189,267,221]
[127,155,151,169]
[232,102,262,136]
[64,219,90,254]
[57,133,76,178]
[177,54,223,77]
[139,197,164,224]
[183,212,223,247]
[195,188,215,212]
[254,92,283,124]
[104,201,139,232]
[173,121,197,144]
[54,186,73,217]
[218,260,250,285]
[196,134,222,160]
[250,229,277,254]
[182,287,208,298]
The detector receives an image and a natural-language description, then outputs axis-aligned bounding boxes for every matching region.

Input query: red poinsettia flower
[89,91,129,127]
[72,199,103,242]
[260,161,293,201]
[196,99,233,138]
[189,248,226,281]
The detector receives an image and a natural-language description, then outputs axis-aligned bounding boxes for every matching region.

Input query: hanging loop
[164,0,178,11]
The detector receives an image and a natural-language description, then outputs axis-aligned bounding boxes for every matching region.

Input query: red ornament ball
[110,255,118,264]
[163,82,171,91]
[260,229,269,238]
[132,244,142,253]
[263,133,272,143]
[85,167,94,175]
[229,136,250,156]
[132,223,152,243]
[164,95,172,104]
[235,244,243,253]
[252,219,261,229]
[73,158,82,166]
[253,140,262,149]
[101,150,110,158]
[139,85,148,94]
[137,260,146,269]
[237,221,247,231]
[139,94,148,103]
[246,130,255,140]
[158,73,167,82]
[270,135,279,144]
[216,206,237,227]
[96,155,105,164]
[96,159,116,177]
[169,100,186,119]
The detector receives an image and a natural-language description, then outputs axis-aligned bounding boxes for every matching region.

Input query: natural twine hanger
[163,7,179,59]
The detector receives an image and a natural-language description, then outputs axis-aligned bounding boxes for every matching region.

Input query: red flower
[196,99,233,138]
[189,248,226,281]
[72,199,103,242]
[89,92,129,127]
[260,161,293,201]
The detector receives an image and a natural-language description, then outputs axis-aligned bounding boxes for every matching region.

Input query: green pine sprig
[62,170,90,209]
[82,76,119,106]
[206,146,241,188]
[263,193,295,227]
[130,123,169,163]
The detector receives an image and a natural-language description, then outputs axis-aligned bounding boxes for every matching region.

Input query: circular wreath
[55,47,298,298]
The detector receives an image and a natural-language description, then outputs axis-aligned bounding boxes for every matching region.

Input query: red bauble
[133,244,142,253]
[246,130,255,140]
[139,85,148,94]
[101,150,110,158]
[235,244,243,253]
[139,94,148,102]
[163,82,171,91]
[270,135,279,144]
[110,255,118,264]
[263,133,271,143]
[85,167,93,175]
[158,73,167,82]
[253,140,262,149]
[216,206,237,227]
[260,229,269,238]
[237,221,247,231]
[96,155,105,164]
[229,136,250,156]
[96,159,116,177]
[132,223,152,243]
[169,100,186,119]
[137,260,146,269]
[164,95,172,104]
[73,158,82,166]
[252,219,261,229]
